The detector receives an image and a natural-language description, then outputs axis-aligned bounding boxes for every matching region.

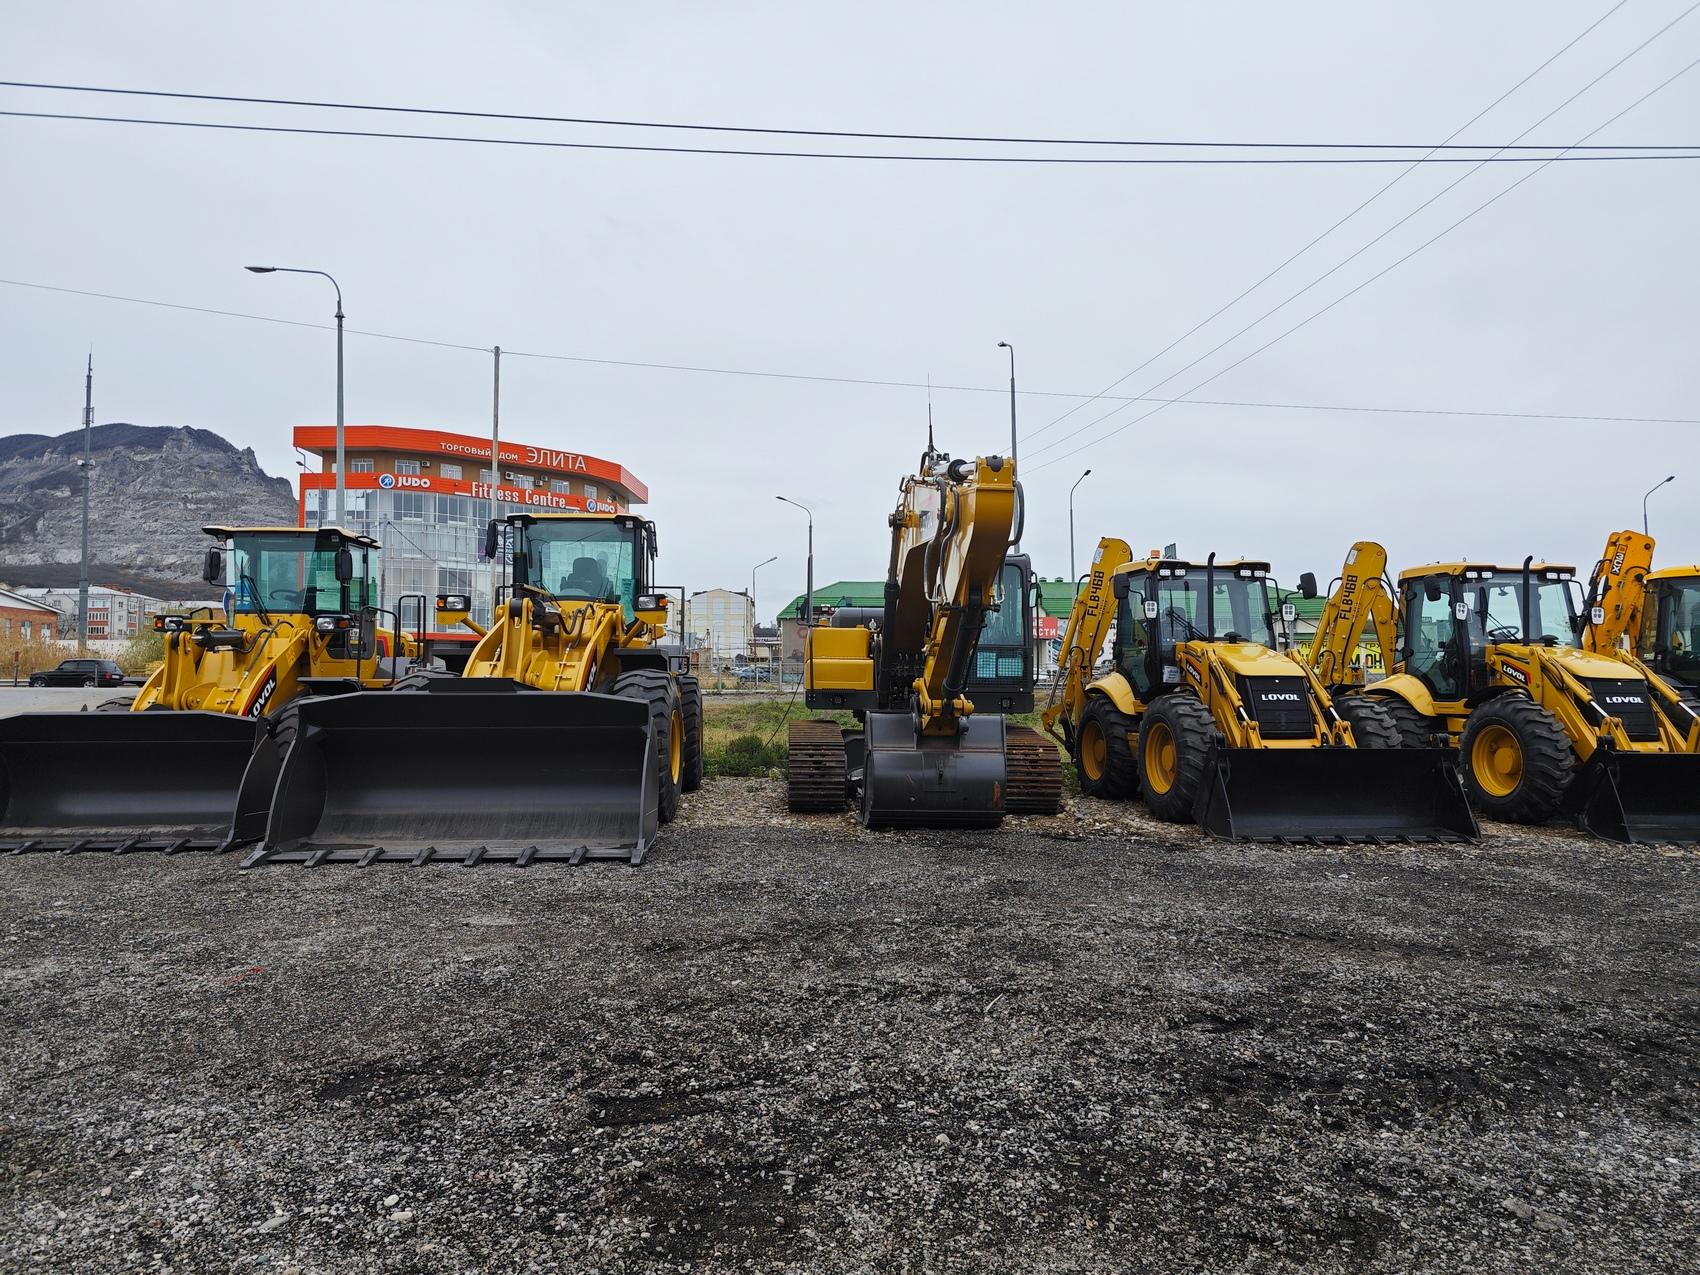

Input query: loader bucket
[1194,745,1479,844]
[859,710,1007,830]
[241,681,658,866]
[0,710,263,854]
[1564,750,1700,845]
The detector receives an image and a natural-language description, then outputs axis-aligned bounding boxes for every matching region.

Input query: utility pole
[77,354,93,655]
[489,345,501,619]
[997,341,1019,549]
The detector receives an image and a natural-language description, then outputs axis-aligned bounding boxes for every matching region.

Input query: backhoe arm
[1041,537,1134,747]
[1308,541,1398,690]
[1585,530,1655,656]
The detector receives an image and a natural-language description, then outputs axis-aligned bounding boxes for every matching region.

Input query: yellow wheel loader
[1041,538,1475,842]
[238,511,702,867]
[1308,538,1700,844]
[0,526,416,856]
[787,442,1062,827]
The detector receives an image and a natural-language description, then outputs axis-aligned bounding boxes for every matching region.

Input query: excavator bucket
[0,710,263,854]
[1564,750,1700,844]
[859,711,1008,829]
[1194,745,1479,844]
[239,681,658,866]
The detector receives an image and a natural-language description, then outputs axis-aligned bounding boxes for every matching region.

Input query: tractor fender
[1086,670,1142,718]
[1365,672,1440,718]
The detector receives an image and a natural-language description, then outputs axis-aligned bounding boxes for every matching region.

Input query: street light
[1068,468,1093,583]
[775,496,814,626]
[247,265,345,525]
[1643,474,1676,536]
[750,555,778,664]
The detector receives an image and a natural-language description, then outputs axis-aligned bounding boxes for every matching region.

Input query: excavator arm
[1306,541,1398,691]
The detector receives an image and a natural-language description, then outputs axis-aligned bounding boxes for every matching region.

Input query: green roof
[776,581,886,620]
[1036,578,1082,619]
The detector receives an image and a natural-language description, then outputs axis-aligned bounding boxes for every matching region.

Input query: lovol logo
[246,668,278,718]
[1502,662,1529,686]
[1602,694,1643,705]
[1261,692,1302,702]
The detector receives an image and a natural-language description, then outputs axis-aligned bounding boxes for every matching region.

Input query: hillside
[0,424,297,595]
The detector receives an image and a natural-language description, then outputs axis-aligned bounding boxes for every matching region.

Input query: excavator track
[1004,724,1064,815]
[787,720,848,812]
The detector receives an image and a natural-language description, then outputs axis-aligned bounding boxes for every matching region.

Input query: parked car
[27,658,127,688]
[735,664,772,683]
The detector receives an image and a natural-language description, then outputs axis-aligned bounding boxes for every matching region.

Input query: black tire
[612,669,682,824]
[1074,696,1138,799]
[1334,696,1401,749]
[95,694,137,713]
[1367,694,1437,748]
[678,674,704,793]
[81,677,96,688]
[28,677,44,687]
[1459,695,1573,824]
[1137,693,1219,823]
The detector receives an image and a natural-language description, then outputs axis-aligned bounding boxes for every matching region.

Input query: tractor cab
[1110,557,1291,700]
[1643,567,1700,696]
[1395,562,1583,703]
[196,526,381,663]
[498,512,658,624]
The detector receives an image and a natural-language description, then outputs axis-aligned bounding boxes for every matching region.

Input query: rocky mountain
[0,424,297,595]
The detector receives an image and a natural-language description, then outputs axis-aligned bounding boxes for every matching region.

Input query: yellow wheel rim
[1144,721,1177,794]
[669,707,684,783]
[1080,719,1107,782]
[1472,723,1522,798]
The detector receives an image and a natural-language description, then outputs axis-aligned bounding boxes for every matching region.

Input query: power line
[1027,0,1640,443]
[3,109,1696,164]
[4,276,1693,427]
[2,78,1693,151]
[1027,50,1700,475]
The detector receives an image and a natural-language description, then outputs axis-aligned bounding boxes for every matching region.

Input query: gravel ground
[2,780,1697,1273]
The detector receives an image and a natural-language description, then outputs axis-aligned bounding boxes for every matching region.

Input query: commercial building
[0,588,60,642]
[294,425,647,626]
[684,588,755,667]
[17,585,162,640]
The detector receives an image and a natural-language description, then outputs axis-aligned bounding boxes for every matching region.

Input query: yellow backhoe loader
[1041,538,1475,842]
[787,442,1062,827]
[238,511,701,867]
[0,526,416,856]
[1585,529,1700,704]
[1307,538,1700,843]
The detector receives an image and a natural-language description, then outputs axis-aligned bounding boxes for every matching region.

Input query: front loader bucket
[241,682,658,867]
[1195,745,1478,844]
[0,710,264,854]
[1564,750,1700,845]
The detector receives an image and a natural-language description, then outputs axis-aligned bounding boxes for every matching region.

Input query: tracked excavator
[1307,538,1700,843]
[787,443,1062,827]
[0,526,417,856]
[238,511,701,867]
[1041,538,1475,842]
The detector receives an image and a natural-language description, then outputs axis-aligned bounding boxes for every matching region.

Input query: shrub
[707,732,787,778]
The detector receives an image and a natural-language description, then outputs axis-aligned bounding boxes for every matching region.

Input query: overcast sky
[4,1,1696,619]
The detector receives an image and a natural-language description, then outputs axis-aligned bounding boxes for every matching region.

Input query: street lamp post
[247,266,345,525]
[1068,468,1092,584]
[750,554,777,663]
[775,496,814,628]
[1643,474,1676,536]
[997,341,1018,550]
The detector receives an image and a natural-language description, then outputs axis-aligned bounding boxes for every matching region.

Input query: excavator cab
[0,526,405,856]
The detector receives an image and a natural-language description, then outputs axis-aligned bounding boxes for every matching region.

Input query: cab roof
[202,525,381,549]
[1396,561,1575,581]
[1649,565,1700,581]
[1123,557,1273,577]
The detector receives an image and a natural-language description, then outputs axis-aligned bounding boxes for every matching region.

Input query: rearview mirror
[334,547,354,582]
[483,519,501,560]
[1143,599,1159,621]
[1299,572,1318,600]
[1425,579,1443,603]
[201,548,223,585]
[1112,576,1130,599]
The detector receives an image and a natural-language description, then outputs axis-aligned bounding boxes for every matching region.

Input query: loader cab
[1398,563,1583,701]
[1642,570,1700,693]
[208,527,377,626]
[1113,559,1281,700]
[505,513,657,622]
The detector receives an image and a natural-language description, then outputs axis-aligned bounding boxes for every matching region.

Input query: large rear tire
[612,669,682,824]
[1074,696,1138,800]
[678,674,704,793]
[1460,695,1573,823]
[1138,693,1217,823]
[1367,694,1437,748]
[1334,696,1401,749]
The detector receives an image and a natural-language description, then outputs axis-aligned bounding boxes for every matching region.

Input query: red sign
[1034,616,1060,640]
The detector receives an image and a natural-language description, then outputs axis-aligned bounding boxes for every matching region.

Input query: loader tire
[613,669,682,824]
[1460,695,1573,824]
[1335,696,1401,749]
[1369,694,1437,748]
[1075,696,1138,800]
[678,675,704,793]
[95,694,137,713]
[1138,693,1217,823]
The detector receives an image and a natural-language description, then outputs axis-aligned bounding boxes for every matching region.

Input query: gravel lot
[2,780,1696,1273]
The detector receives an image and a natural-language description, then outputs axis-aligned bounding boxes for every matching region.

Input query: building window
[395,459,422,476]
[349,458,375,474]
[20,621,30,639]
[394,492,427,521]
[479,469,494,483]
[584,484,598,502]
[550,479,569,494]
[440,462,462,481]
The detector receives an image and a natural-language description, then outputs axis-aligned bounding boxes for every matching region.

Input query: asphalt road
[0,686,134,715]
[1,781,1695,1273]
